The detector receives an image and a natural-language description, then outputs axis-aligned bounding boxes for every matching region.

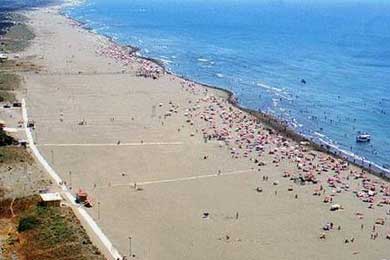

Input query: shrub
[0,128,15,146]
[18,216,39,232]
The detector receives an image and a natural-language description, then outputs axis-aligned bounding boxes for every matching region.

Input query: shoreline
[16,3,390,259]
[60,5,390,181]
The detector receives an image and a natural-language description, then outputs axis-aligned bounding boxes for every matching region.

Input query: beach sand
[13,5,390,260]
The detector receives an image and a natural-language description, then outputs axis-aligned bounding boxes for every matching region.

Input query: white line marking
[112,169,255,187]
[37,142,183,147]
[22,99,122,260]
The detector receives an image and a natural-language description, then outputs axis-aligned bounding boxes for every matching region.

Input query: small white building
[40,192,62,207]
[0,53,8,61]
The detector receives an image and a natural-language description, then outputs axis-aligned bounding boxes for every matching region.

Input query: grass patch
[0,72,20,91]
[0,146,32,163]
[0,71,20,102]
[19,205,76,246]
[0,196,105,259]
[0,90,16,102]
[0,23,35,53]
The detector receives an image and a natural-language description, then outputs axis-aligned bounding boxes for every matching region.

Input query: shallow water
[64,0,390,168]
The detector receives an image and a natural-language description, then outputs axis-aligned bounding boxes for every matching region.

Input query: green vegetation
[0,15,35,53]
[18,205,76,246]
[0,14,33,102]
[0,72,19,102]
[0,129,16,147]
[0,72,20,90]
[0,146,32,163]
[18,215,39,232]
[0,196,104,259]
[0,90,15,102]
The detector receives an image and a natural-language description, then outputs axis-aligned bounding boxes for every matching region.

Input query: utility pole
[97,201,101,220]
[69,171,72,187]
[51,150,54,165]
[128,236,132,258]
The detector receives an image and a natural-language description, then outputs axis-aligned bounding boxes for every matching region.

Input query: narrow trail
[10,198,16,218]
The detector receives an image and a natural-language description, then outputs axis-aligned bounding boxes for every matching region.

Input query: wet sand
[14,4,390,260]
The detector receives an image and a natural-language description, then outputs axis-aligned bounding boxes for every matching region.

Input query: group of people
[174,77,390,242]
[96,43,163,79]
[95,34,390,243]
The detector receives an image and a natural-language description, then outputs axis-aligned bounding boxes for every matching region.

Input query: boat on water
[356,133,371,143]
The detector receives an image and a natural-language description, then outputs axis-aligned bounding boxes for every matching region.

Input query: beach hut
[40,192,62,207]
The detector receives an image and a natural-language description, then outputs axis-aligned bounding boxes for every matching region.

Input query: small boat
[356,133,371,143]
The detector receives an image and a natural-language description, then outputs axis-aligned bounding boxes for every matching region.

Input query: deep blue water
[64,0,390,169]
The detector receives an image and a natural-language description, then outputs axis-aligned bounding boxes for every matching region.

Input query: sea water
[63,0,390,169]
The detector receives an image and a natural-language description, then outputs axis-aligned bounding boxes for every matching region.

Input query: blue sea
[63,0,390,170]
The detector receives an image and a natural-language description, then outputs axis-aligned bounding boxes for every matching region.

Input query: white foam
[197,58,209,62]
[160,58,173,64]
[257,83,282,92]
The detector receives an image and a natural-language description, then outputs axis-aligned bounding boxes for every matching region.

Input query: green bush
[0,128,15,146]
[18,216,39,232]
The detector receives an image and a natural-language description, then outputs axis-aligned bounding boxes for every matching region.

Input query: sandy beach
[6,3,390,259]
